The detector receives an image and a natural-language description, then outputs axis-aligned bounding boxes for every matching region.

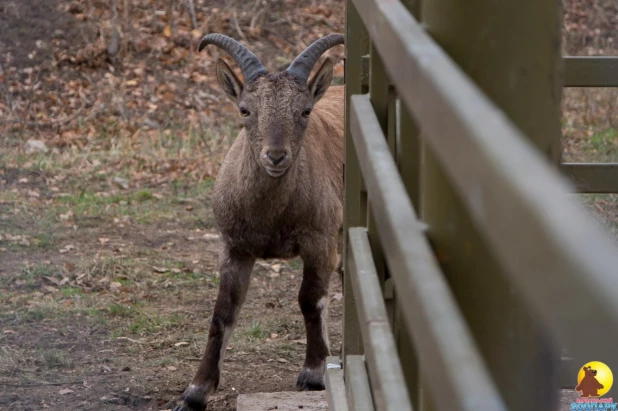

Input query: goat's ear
[308,58,334,104]
[216,59,244,104]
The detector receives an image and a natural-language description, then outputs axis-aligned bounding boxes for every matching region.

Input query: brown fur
[214,83,344,258]
[174,69,344,411]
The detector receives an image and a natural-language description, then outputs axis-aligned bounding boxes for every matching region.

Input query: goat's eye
[302,108,312,117]
[239,107,250,117]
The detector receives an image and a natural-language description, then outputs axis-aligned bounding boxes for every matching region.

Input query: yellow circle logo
[576,361,613,397]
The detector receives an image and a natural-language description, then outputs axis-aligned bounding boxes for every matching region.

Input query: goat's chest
[215,199,309,259]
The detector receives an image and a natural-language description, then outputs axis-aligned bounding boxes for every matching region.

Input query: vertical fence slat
[343,0,369,359]
[395,1,422,407]
[345,356,375,411]
[366,43,390,300]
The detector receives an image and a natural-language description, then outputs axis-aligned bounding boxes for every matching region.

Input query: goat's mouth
[264,166,289,178]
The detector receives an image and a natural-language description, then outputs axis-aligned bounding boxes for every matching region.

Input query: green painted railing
[328,1,618,410]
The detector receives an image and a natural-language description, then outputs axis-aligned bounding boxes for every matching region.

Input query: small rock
[143,118,162,129]
[25,140,49,153]
[58,388,74,395]
[100,395,122,404]
[121,366,131,372]
[112,176,129,189]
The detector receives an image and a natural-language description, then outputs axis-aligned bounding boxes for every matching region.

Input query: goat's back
[303,85,345,200]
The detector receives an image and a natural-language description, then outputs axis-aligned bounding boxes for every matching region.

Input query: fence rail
[340,0,618,409]
[564,56,618,87]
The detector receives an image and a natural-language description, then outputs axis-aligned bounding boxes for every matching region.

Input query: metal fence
[325,1,618,410]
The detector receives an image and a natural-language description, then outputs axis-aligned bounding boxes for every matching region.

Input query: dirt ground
[0,167,343,411]
[0,0,616,410]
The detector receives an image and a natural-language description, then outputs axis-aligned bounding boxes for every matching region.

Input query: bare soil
[0,170,343,411]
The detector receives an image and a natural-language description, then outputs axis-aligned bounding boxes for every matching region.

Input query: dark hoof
[173,398,206,411]
[173,386,208,411]
[296,367,325,391]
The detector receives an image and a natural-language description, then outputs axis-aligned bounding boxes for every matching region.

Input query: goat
[174,33,345,411]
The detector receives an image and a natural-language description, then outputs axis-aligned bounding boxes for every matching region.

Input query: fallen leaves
[0,0,345,192]
[2,234,31,246]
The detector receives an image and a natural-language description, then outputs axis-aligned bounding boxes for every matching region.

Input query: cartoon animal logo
[576,366,604,397]
[575,361,614,398]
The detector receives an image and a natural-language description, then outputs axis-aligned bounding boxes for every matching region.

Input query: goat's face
[198,33,343,178]
[216,59,334,178]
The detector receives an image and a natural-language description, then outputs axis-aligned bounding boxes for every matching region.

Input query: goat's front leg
[174,247,255,411]
[296,238,337,391]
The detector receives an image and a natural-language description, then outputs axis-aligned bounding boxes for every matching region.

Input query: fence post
[420,0,563,410]
[343,0,370,360]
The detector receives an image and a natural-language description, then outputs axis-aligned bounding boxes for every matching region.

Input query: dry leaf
[163,25,172,38]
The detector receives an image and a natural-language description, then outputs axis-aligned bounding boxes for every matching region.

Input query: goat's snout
[261,148,291,178]
[267,150,286,166]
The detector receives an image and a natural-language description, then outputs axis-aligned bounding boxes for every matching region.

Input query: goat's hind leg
[296,240,337,391]
[174,248,255,411]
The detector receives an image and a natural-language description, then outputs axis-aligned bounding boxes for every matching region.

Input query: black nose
[267,151,286,166]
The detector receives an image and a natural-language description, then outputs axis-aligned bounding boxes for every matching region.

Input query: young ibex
[174,33,345,411]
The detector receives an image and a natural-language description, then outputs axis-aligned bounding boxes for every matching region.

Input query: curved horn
[286,34,344,84]
[198,33,268,84]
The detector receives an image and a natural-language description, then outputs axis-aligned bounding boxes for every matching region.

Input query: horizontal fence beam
[564,56,618,87]
[361,53,618,90]
[349,94,506,411]
[347,227,412,411]
[561,163,618,193]
[351,0,618,370]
